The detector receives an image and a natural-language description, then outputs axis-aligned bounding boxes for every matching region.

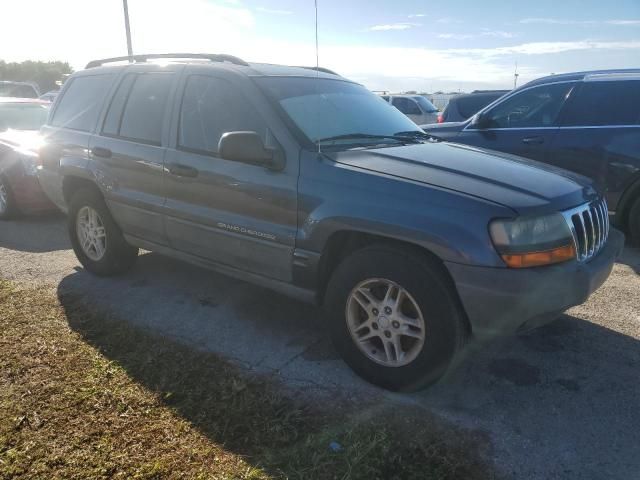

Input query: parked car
[39,90,60,103]
[0,98,54,219]
[435,90,510,124]
[38,53,623,391]
[0,81,40,99]
[380,94,439,125]
[422,69,640,243]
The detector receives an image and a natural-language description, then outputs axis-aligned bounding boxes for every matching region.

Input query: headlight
[489,213,575,268]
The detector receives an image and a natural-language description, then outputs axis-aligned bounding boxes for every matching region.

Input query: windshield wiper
[315,133,423,145]
[394,130,442,141]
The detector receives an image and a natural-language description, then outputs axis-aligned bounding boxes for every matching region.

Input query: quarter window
[561,81,640,127]
[51,75,113,131]
[483,83,573,129]
[178,75,266,155]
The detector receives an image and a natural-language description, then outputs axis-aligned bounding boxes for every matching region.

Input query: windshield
[0,103,50,130]
[0,83,38,98]
[256,77,421,147]
[414,96,438,113]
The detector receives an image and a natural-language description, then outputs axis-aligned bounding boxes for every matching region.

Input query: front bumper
[445,228,625,339]
[3,162,56,214]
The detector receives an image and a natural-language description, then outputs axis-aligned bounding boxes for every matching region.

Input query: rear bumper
[4,163,56,214]
[445,228,625,339]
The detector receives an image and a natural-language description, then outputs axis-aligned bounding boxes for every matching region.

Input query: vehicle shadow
[0,212,69,253]
[617,241,640,274]
[55,249,640,479]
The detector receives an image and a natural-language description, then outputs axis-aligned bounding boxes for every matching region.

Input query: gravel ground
[1,213,639,479]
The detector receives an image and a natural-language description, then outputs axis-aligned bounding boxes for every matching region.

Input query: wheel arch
[615,173,640,233]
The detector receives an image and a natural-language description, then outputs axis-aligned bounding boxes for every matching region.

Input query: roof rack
[85,53,249,69]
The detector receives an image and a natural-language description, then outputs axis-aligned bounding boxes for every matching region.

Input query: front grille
[562,198,609,263]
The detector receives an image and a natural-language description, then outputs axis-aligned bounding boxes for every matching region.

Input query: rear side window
[102,74,137,136]
[178,75,266,155]
[562,81,640,127]
[484,83,573,129]
[118,73,173,144]
[51,75,113,131]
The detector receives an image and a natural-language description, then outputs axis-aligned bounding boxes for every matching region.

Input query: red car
[0,98,55,219]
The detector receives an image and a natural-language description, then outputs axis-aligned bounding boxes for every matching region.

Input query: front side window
[483,83,573,129]
[51,75,113,131]
[256,77,420,147]
[392,97,421,115]
[562,81,640,127]
[178,75,267,155]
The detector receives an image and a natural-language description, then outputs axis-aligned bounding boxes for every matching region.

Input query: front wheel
[68,188,138,276]
[324,245,467,391]
[629,196,640,246]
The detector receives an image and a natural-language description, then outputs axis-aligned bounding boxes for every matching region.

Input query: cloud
[368,23,419,31]
[520,17,640,25]
[480,29,515,38]
[438,33,473,40]
[451,40,640,57]
[436,17,463,24]
[256,7,293,15]
[408,14,425,18]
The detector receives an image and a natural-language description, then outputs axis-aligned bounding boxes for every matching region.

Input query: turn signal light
[501,244,576,268]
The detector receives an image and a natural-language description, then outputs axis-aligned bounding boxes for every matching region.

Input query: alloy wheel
[76,206,107,261]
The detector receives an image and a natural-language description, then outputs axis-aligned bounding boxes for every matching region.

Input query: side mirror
[218,131,284,170]
[471,112,491,129]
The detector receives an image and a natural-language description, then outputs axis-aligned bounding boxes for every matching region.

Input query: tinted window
[179,75,266,154]
[457,94,503,119]
[256,77,420,146]
[118,73,173,144]
[414,96,438,113]
[102,74,137,136]
[392,97,421,115]
[51,75,113,131]
[381,96,390,102]
[562,81,640,127]
[485,83,573,129]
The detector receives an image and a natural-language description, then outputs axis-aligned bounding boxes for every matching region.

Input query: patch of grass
[0,280,496,479]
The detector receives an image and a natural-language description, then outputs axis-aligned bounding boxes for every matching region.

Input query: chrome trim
[562,198,609,263]
[584,73,640,82]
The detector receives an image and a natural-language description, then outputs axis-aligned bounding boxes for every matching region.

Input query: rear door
[39,73,115,210]
[456,82,575,162]
[162,70,298,281]
[549,77,640,210]
[90,65,180,243]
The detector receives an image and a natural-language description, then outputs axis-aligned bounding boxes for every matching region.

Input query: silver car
[380,94,439,125]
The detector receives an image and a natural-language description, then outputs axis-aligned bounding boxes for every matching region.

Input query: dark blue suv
[423,70,640,243]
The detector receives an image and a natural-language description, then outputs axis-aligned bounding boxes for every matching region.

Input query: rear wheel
[0,175,18,220]
[324,244,467,391]
[68,188,138,276]
[629,196,640,246]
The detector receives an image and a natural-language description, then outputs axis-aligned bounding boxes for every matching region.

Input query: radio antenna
[314,0,321,154]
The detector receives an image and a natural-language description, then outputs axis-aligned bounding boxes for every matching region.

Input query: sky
[3,0,639,92]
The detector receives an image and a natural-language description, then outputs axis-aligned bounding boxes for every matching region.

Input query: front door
[163,72,298,281]
[456,82,576,162]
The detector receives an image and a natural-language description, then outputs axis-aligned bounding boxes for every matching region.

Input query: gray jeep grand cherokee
[38,53,624,391]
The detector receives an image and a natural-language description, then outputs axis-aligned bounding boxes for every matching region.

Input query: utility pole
[513,61,519,89]
[123,0,133,61]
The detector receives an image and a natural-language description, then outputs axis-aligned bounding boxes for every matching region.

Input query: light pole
[123,0,133,61]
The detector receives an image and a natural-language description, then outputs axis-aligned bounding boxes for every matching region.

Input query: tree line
[0,60,73,94]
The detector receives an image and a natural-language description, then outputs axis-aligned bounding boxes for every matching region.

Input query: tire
[68,187,138,276]
[629,196,640,246]
[0,175,19,220]
[324,244,467,392]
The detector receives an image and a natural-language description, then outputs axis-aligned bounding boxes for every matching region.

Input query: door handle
[167,163,199,178]
[522,136,544,145]
[91,146,112,158]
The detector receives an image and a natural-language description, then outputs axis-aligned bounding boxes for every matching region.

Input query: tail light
[437,114,444,124]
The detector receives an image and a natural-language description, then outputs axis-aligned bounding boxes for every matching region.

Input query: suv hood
[328,142,597,216]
